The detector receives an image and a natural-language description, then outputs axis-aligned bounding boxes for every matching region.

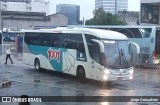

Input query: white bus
[82,25,160,67]
[23,27,139,81]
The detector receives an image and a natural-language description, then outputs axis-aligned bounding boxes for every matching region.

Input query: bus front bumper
[102,74,133,81]
[102,68,133,81]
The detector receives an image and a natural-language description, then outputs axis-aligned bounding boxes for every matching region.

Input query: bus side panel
[62,49,77,75]
[27,45,68,72]
[23,42,35,66]
[62,49,89,76]
[23,53,36,66]
[24,43,90,76]
[63,49,77,75]
[130,38,151,66]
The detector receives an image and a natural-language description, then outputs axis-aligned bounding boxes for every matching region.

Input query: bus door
[85,34,102,79]
[89,40,102,79]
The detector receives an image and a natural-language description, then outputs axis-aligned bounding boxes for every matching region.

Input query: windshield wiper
[120,48,129,68]
[113,42,129,68]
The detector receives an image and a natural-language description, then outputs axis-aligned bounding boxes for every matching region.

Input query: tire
[77,68,86,83]
[34,59,41,71]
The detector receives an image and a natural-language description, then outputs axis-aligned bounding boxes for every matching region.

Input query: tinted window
[56,33,85,52]
[25,33,51,46]
[24,32,85,52]
[85,34,100,63]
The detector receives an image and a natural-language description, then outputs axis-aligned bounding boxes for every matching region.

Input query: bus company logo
[47,48,60,63]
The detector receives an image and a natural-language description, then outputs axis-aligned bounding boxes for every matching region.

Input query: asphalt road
[0,55,160,105]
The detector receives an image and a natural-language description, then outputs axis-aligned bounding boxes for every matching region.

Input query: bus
[82,25,160,67]
[23,27,139,81]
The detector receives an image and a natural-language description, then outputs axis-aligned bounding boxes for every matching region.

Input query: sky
[45,0,140,20]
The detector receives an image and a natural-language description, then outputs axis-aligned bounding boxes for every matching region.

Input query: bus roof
[24,27,128,40]
[80,25,160,28]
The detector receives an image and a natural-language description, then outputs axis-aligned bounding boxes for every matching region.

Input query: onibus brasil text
[11,97,42,102]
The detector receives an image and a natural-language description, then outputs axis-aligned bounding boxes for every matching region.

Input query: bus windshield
[103,40,132,69]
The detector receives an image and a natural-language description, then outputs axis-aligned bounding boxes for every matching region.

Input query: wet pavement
[0,53,26,67]
[0,54,160,105]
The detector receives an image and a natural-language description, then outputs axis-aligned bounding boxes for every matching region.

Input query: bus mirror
[91,39,104,52]
[129,42,140,54]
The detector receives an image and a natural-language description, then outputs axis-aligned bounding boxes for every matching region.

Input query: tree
[85,8,127,25]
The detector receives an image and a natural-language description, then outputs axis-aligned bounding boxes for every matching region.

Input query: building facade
[95,0,128,14]
[1,11,68,31]
[56,4,80,25]
[140,0,160,25]
[118,11,139,25]
[0,0,31,2]
[0,0,49,15]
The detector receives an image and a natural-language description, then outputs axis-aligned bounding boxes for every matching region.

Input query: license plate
[117,77,123,80]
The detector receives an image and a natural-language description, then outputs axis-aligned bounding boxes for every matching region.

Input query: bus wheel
[34,59,41,71]
[77,68,86,83]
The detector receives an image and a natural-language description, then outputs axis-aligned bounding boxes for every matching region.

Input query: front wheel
[34,59,41,71]
[77,68,86,83]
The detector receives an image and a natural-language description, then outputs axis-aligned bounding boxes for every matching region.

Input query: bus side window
[85,34,100,63]
[50,34,59,47]
[65,40,72,49]
[90,42,100,63]
[54,41,61,47]
[76,42,85,52]
[64,34,84,51]
[41,33,51,46]
[24,33,30,44]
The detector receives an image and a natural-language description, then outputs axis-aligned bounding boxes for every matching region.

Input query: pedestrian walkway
[0,53,31,67]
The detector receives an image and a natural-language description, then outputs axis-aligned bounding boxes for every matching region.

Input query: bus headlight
[103,75,108,80]
[129,75,133,79]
